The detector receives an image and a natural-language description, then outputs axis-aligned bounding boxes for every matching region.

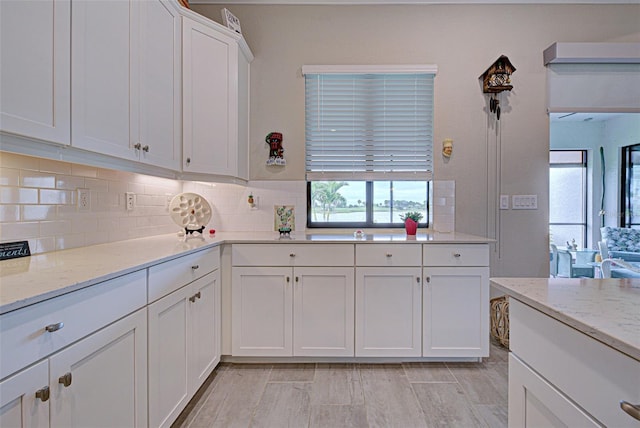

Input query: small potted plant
[399,211,423,236]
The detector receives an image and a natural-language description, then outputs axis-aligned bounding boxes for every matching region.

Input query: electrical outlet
[77,188,90,211]
[125,192,135,211]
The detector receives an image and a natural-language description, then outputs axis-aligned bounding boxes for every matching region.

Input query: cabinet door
[0,0,71,145]
[138,0,181,170]
[71,0,136,160]
[509,354,601,427]
[49,309,147,428]
[422,267,489,357]
[293,267,355,357]
[0,360,49,428]
[188,270,221,391]
[182,17,239,176]
[355,267,422,357]
[231,267,292,356]
[148,283,191,428]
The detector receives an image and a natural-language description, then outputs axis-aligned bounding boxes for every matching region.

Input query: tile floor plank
[402,362,456,383]
[311,363,364,405]
[309,404,369,428]
[412,382,487,428]
[250,383,312,428]
[268,363,316,382]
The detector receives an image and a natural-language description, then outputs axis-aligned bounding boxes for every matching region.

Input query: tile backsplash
[0,152,455,255]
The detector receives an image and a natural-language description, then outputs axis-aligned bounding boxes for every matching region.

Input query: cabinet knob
[621,401,640,421]
[195,291,201,300]
[189,295,196,303]
[295,276,299,282]
[58,372,72,387]
[186,157,191,165]
[45,322,64,332]
[142,145,149,152]
[453,253,461,258]
[286,276,290,283]
[35,386,50,402]
[289,253,296,257]
[425,276,431,283]
[191,265,199,270]
[386,253,393,257]
[416,277,420,283]
[133,143,141,150]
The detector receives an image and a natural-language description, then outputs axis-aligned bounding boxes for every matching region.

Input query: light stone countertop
[1,231,492,315]
[490,277,640,362]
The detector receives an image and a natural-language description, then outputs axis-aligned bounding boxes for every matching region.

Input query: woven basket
[490,296,510,348]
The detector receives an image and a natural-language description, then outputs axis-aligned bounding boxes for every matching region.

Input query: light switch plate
[512,194,538,210]
[500,195,509,210]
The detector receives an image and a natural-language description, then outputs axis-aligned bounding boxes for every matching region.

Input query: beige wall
[193,3,640,276]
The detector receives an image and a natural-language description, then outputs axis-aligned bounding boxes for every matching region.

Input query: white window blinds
[303,65,436,181]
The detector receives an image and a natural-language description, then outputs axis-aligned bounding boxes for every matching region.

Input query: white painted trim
[302,64,438,75]
[544,42,640,65]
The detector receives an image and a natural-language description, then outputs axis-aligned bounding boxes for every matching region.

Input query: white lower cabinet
[232,266,354,357]
[422,267,489,357]
[355,267,422,357]
[509,353,601,427]
[0,309,148,428]
[148,270,220,428]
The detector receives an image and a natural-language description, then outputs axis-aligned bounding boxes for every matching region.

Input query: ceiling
[191,0,638,4]
[549,112,636,122]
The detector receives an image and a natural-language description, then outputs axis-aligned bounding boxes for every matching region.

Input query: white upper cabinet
[72,0,181,170]
[182,16,240,176]
[0,0,71,145]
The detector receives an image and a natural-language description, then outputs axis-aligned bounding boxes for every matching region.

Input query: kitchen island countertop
[1,231,492,314]
[491,277,640,361]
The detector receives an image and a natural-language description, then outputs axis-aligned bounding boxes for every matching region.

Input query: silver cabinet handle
[45,322,64,332]
[453,253,461,258]
[59,372,72,387]
[35,386,50,402]
[621,401,640,421]
[133,143,141,150]
[142,145,149,152]
[191,265,199,270]
[386,253,392,257]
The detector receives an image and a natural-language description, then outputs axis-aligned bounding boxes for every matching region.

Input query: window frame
[621,143,640,228]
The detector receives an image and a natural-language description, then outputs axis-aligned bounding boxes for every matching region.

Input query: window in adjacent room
[549,150,588,248]
[621,143,640,228]
[303,65,436,228]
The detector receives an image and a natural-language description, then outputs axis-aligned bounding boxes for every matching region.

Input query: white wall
[193,3,640,276]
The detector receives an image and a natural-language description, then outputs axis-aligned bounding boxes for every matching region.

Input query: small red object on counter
[209,229,216,235]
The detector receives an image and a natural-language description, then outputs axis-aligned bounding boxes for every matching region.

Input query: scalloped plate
[169,192,212,231]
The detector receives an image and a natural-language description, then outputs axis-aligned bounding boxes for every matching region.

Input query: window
[303,65,436,228]
[549,150,588,248]
[621,144,640,228]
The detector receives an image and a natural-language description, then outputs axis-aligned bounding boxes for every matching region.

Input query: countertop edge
[491,280,640,362]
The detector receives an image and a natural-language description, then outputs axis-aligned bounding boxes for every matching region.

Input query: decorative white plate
[169,193,212,232]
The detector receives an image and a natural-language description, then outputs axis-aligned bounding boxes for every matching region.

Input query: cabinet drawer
[0,269,146,380]
[423,244,489,266]
[232,244,354,267]
[148,247,220,303]
[356,244,421,266]
[510,299,640,427]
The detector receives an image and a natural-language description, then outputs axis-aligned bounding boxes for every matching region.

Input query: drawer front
[232,244,354,267]
[0,269,147,380]
[148,247,220,303]
[423,244,489,266]
[510,299,640,427]
[356,244,421,266]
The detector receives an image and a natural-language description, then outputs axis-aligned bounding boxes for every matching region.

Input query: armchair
[600,258,640,278]
[557,249,597,278]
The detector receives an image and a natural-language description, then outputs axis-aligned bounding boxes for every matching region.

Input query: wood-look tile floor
[173,339,508,428]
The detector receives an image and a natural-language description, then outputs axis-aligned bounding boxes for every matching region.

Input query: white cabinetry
[0,270,148,428]
[422,244,489,358]
[231,244,355,357]
[182,16,239,176]
[148,247,220,428]
[71,0,181,170]
[355,244,422,357]
[0,0,71,145]
[509,298,640,427]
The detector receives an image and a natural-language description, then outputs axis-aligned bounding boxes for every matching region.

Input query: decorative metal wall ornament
[265,132,286,166]
[480,55,516,120]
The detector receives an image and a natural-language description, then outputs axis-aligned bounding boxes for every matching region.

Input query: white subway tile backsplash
[56,175,86,190]
[0,168,20,186]
[40,189,72,205]
[20,171,56,188]
[22,205,56,221]
[1,187,38,204]
[39,158,72,175]
[70,164,98,178]
[0,206,20,222]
